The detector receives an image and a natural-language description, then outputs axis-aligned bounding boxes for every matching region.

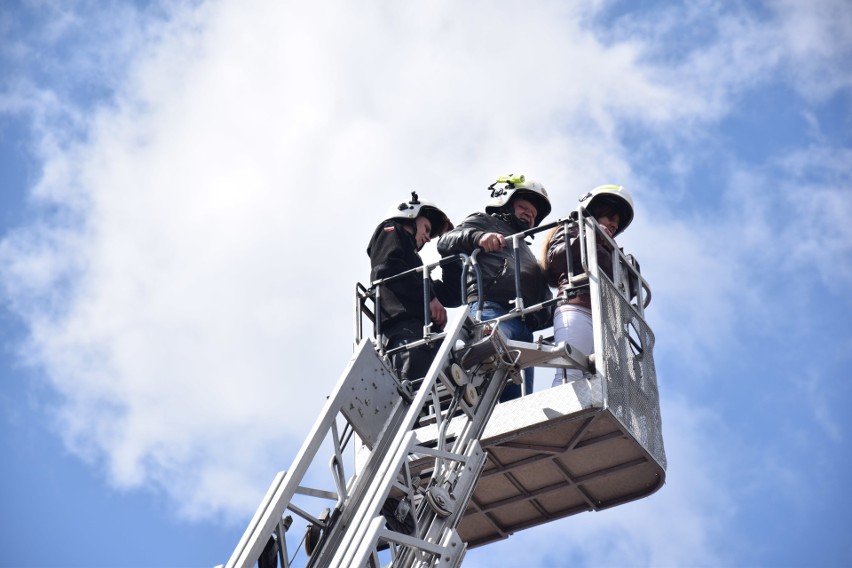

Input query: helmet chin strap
[495,206,530,232]
[513,215,531,231]
[402,218,427,251]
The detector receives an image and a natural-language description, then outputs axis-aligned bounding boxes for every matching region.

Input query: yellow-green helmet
[485,174,551,227]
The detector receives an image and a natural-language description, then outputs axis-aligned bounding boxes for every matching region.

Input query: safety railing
[567,209,651,315]
[354,254,473,355]
[354,208,652,389]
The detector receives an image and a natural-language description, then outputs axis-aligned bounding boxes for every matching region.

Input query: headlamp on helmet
[485,173,552,227]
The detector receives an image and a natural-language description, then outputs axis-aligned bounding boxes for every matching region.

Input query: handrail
[576,210,652,312]
[355,254,474,353]
[354,208,651,359]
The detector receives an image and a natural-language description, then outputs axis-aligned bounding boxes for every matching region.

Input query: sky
[1,0,851,566]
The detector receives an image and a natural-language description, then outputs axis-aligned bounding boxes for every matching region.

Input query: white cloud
[1,0,848,545]
[773,0,852,101]
[628,207,747,377]
[776,147,852,292]
[795,372,843,444]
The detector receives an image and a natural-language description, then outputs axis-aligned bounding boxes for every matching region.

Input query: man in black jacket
[437,174,552,401]
[367,192,455,383]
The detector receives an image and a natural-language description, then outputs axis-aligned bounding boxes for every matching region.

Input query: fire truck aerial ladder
[221,209,666,568]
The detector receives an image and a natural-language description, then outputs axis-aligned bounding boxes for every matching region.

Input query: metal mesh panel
[598,276,667,469]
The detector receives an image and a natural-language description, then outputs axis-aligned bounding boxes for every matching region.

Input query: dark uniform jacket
[545,222,636,310]
[436,212,552,331]
[367,219,456,332]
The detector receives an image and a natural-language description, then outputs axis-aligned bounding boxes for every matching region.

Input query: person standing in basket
[541,185,635,386]
[367,192,456,384]
[437,174,552,401]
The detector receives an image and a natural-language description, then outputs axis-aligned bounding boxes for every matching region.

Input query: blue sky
[1,0,851,567]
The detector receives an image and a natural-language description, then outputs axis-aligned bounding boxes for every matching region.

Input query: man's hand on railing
[430,297,447,329]
[478,232,506,252]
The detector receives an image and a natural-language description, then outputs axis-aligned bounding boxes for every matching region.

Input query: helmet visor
[421,208,449,237]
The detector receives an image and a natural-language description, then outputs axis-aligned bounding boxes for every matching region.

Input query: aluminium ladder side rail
[224,306,532,568]
[336,320,600,566]
[328,315,519,567]
[225,306,466,568]
[223,335,405,568]
[307,309,475,567]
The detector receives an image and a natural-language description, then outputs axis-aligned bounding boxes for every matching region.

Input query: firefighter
[437,174,553,401]
[367,192,455,383]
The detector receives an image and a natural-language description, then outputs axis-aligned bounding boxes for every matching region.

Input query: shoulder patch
[383,226,396,232]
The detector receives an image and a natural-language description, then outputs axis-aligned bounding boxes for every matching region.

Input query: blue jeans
[470,301,534,402]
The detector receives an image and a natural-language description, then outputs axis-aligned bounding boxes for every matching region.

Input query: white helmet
[485,174,552,227]
[578,185,634,236]
[384,192,452,237]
